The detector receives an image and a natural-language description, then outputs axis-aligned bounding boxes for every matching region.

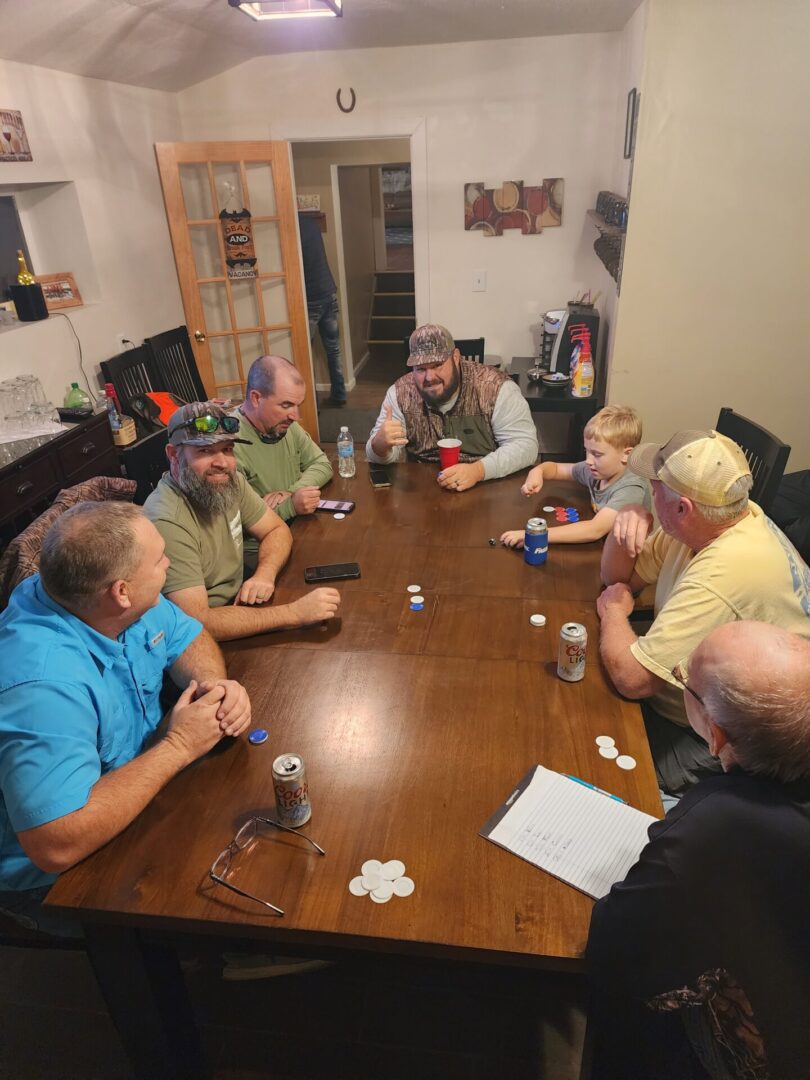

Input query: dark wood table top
[48,461,661,970]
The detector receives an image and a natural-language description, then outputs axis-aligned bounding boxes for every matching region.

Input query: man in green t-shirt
[144,402,340,642]
[234,355,333,523]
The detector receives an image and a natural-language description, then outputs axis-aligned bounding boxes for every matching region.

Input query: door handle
[194,330,206,343]
[16,481,34,496]
[81,441,96,455]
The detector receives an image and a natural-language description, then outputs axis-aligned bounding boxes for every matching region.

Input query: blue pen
[564,774,625,803]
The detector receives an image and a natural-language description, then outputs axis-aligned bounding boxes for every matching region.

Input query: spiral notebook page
[480,766,658,899]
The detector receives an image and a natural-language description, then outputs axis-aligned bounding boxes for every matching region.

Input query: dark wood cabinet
[0,412,121,546]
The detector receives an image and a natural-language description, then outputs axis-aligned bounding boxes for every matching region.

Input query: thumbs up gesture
[374,403,408,454]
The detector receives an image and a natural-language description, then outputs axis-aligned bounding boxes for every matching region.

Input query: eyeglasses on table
[209,815,325,916]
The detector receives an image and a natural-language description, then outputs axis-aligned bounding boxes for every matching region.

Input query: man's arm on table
[478,380,539,481]
[597,583,667,699]
[238,507,292,604]
[169,625,251,733]
[15,681,228,875]
[275,429,334,520]
[366,386,407,464]
[601,504,655,588]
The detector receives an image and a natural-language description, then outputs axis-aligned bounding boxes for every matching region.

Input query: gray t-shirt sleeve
[571,460,591,487]
[602,472,652,511]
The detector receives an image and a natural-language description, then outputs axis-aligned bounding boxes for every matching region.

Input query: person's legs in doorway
[308,293,346,404]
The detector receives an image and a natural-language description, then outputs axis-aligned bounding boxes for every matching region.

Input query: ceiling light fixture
[228,0,342,20]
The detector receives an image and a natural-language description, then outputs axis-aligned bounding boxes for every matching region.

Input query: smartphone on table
[304,562,361,584]
[316,499,355,513]
[369,467,392,488]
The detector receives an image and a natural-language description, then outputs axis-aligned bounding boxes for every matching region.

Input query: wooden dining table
[46,459,661,1078]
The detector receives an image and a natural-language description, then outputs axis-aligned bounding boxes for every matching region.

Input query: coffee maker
[549,302,600,377]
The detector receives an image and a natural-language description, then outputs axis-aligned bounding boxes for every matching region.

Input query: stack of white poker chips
[348,859,415,904]
[595,735,636,771]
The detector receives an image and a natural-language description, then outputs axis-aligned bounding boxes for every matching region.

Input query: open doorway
[291,139,413,437]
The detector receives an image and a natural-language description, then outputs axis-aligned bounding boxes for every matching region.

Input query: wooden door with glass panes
[154,142,318,439]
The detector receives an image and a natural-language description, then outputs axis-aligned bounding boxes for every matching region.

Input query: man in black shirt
[587,620,810,1079]
[298,213,346,406]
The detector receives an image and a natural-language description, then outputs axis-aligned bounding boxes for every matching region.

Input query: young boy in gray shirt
[500,405,651,546]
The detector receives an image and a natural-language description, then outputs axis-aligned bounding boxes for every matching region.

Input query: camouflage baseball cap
[628,430,751,507]
[406,324,456,367]
[167,401,250,448]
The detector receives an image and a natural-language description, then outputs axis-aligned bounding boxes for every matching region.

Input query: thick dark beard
[177,457,241,516]
[418,364,460,408]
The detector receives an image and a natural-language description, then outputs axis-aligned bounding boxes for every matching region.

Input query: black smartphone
[369,467,392,488]
[304,562,361,583]
[316,499,356,513]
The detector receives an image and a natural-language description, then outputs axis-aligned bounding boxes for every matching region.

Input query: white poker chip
[406,585,421,593]
[542,506,555,513]
[393,876,415,898]
[529,613,546,628]
[595,735,616,748]
[410,596,425,606]
[371,881,395,900]
[333,512,346,520]
[616,754,637,770]
[361,872,382,891]
[598,745,620,760]
[380,859,406,881]
[349,876,368,896]
[361,859,382,876]
[370,891,392,904]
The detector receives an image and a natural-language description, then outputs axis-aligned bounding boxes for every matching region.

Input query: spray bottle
[570,325,594,398]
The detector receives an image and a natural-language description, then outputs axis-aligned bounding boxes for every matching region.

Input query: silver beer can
[272,753,312,827]
[557,622,587,682]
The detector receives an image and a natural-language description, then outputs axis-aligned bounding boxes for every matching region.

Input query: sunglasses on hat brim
[179,414,241,436]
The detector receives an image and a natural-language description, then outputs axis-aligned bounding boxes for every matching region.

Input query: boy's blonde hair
[583,405,642,450]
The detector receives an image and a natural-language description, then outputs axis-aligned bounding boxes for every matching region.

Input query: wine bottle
[16,250,35,285]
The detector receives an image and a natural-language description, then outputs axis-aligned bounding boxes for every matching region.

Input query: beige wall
[611,0,810,468]
[0,59,184,407]
[177,34,624,372]
[337,165,377,370]
[291,138,409,387]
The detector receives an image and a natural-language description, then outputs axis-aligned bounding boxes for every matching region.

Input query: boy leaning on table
[500,405,651,547]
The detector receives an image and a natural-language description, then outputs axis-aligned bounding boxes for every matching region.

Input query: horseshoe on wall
[336,87,356,113]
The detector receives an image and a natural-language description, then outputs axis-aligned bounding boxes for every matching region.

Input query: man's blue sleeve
[157,595,203,667]
[0,682,102,832]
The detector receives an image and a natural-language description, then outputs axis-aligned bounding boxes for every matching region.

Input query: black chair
[100,345,154,416]
[715,407,790,514]
[454,337,485,364]
[144,326,207,405]
[119,429,169,505]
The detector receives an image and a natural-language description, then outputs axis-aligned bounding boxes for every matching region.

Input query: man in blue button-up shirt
[0,500,252,934]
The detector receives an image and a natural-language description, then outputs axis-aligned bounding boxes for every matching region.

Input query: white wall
[0,60,184,407]
[177,34,623,372]
[611,0,810,468]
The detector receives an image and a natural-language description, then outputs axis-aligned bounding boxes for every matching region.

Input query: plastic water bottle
[104,388,121,432]
[337,425,355,478]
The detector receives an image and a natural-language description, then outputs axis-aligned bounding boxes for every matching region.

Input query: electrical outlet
[472,270,487,293]
[114,333,129,353]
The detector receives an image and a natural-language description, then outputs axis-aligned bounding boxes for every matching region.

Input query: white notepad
[480,765,658,900]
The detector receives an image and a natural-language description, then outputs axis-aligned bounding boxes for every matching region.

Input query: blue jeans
[0,884,84,939]
[307,293,346,401]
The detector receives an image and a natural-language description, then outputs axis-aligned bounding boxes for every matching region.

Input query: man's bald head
[246,355,304,399]
[689,622,810,782]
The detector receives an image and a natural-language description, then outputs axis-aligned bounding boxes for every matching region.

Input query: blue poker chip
[248,729,269,745]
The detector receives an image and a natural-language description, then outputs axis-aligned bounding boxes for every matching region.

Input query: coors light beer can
[557,622,587,682]
[272,753,312,827]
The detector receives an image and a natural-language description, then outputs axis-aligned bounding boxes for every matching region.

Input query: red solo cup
[438,438,462,469]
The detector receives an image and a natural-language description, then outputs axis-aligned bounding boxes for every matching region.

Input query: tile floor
[0,944,586,1079]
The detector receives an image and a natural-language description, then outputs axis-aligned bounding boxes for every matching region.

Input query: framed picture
[0,109,32,162]
[36,272,83,310]
[624,88,639,160]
